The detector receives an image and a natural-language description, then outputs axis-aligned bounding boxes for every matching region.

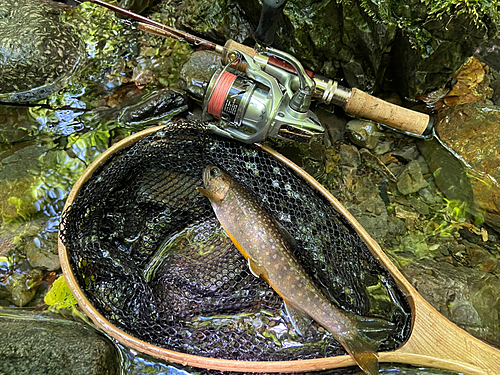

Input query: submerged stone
[25,232,60,272]
[0,310,120,375]
[396,160,429,195]
[399,257,500,348]
[0,0,83,102]
[433,103,500,232]
[4,268,43,307]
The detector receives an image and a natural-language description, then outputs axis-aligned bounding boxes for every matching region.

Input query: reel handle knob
[255,0,288,46]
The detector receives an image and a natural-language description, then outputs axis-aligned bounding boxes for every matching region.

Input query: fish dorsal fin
[283,300,313,337]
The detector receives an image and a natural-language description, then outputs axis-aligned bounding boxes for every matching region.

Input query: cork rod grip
[345,88,432,135]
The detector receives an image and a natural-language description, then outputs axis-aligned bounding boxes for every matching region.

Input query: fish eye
[209,167,221,178]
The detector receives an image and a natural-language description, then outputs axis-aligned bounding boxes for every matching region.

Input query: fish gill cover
[59,120,411,360]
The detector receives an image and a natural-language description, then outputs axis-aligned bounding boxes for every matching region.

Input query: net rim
[58,124,419,372]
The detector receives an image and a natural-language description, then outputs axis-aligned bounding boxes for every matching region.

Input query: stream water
[1,1,499,374]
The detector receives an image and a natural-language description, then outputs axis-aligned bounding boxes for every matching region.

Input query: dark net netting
[60,120,411,361]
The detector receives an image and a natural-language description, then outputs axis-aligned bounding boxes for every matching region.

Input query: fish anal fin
[248,258,266,278]
[283,300,313,337]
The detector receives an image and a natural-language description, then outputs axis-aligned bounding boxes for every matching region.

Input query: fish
[197,164,387,375]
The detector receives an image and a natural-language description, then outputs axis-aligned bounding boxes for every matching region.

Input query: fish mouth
[202,165,216,187]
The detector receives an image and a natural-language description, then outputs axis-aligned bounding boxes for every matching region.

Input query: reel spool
[204,68,272,141]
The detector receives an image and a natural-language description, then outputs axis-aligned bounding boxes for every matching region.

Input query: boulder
[429,103,500,232]
[156,0,499,98]
[0,0,83,102]
[0,310,120,375]
[397,257,500,348]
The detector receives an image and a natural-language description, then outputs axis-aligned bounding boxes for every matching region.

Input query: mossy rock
[157,0,498,98]
[0,0,84,102]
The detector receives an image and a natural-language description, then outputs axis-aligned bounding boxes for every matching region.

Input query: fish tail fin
[340,335,379,375]
[340,315,396,374]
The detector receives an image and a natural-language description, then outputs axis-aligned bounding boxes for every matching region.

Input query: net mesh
[60,120,411,361]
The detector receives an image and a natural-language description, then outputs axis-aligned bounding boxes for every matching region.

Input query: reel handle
[255,0,289,46]
[344,88,433,136]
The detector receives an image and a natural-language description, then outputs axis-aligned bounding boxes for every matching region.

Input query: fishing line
[207,71,237,118]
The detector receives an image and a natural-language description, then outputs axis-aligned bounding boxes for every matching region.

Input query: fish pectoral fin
[248,258,266,278]
[283,300,313,337]
[197,187,215,201]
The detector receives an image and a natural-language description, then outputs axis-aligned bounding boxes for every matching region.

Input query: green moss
[424,0,500,25]
[350,0,499,56]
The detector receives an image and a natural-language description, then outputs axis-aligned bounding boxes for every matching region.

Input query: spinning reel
[203,47,324,143]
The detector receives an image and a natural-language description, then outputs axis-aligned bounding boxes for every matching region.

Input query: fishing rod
[85,0,434,143]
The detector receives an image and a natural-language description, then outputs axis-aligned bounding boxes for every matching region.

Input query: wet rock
[158,0,498,99]
[392,144,419,162]
[466,243,497,273]
[397,257,500,348]
[339,144,361,168]
[346,119,382,150]
[156,0,253,45]
[474,31,500,71]
[0,310,120,375]
[417,138,473,202]
[4,268,43,307]
[433,103,500,232]
[314,108,346,144]
[418,184,442,205]
[390,13,493,98]
[118,0,154,14]
[0,0,83,102]
[25,233,60,271]
[395,206,419,221]
[396,160,429,195]
[408,196,430,216]
[179,50,222,100]
[350,177,389,242]
[416,155,430,175]
[374,140,394,155]
[114,90,189,126]
[387,216,407,237]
